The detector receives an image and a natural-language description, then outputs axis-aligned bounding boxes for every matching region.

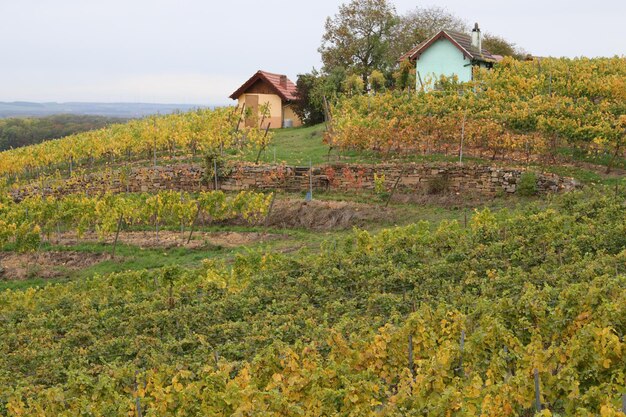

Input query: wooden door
[245,95,259,127]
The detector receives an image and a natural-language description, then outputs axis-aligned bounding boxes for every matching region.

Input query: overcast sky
[0,0,624,105]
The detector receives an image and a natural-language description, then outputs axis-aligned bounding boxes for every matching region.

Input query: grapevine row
[0,107,272,179]
[0,190,273,251]
[329,57,626,166]
[1,187,625,415]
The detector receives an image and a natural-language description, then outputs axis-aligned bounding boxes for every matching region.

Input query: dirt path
[0,251,109,280]
[55,230,284,249]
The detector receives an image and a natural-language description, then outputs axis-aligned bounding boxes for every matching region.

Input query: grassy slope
[242,124,625,187]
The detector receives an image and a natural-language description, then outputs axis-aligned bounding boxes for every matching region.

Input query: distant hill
[0,102,213,118]
[0,114,126,151]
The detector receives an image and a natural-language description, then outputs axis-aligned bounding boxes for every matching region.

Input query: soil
[55,230,283,249]
[0,251,109,281]
[265,198,392,231]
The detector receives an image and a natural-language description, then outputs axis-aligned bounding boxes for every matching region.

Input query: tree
[482,33,525,59]
[389,6,467,63]
[319,0,397,85]
[293,71,327,126]
[369,70,386,93]
[293,68,347,126]
[393,59,416,91]
[344,74,365,96]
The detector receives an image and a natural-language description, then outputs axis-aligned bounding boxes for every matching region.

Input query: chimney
[471,23,482,52]
[280,75,288,88]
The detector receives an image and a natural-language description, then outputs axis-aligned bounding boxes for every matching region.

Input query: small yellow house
[230,70,302,129]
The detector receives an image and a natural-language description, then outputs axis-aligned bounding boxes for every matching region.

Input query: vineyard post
[180,192,184,237]
[385,168,405,208]
[186,203,201,244]
[408,334,415,377]
[458,330,466,377]
[534,368,542,412]
[213,158,219,191]
[264,192,276,227]
[234,103,246,135]
[622,393,626,414]
[112,214,124,259]
[459,108,468,165]
[134,370,143,417]
[305,159,313,202]
[255,123,271,164]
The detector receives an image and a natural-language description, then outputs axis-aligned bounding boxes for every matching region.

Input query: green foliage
[319,0,397,82]
[0,114,124,151]
[427,175,450,194]
[1,188,626,415]
[369,70,386,93]
[518,171,539,196]
[344,74,366,96]
[0,191,273,249]
[483,32,526,59]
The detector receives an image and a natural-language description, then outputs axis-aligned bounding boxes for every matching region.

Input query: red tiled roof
[229,70,298,102]
[399,30,497,63]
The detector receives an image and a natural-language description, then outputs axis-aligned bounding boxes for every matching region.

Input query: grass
[0,189,544,291]
[241,124,492,167]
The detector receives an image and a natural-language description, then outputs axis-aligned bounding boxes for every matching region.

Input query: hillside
[0,102,212,119]
[1,58,625,416]
[1,188,625,415]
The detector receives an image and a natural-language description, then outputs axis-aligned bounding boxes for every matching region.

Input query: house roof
[229,70,298,102]
[399,30,497,63]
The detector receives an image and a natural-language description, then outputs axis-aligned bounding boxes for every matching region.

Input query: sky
[0,0,624,105]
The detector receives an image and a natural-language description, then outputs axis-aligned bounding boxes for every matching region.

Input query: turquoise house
[400,24,498,90]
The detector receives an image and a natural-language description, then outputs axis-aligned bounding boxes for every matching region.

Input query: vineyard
[0,191,272,253]
[329,57,626,169]
[0,187,624,416]
[0,107,272,179]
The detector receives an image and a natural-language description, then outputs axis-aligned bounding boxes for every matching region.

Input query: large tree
[389,6,467,62]
[482,33,526,59]
[319,0,397,84]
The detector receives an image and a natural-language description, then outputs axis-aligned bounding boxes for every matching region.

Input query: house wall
[282,104,302,128]
[416,38,473,90]
[237,93,283,129]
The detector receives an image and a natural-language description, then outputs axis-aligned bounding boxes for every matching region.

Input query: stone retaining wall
[13,162,579,200]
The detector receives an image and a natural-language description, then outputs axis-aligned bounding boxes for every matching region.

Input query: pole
[112,214,123,258]
[385,168,405,208]
[459,109,467,165]
[187,203,201,244]
[408,334,415,377]
[305,159,313,202]
[213,158,219,190]
[534,369,542,412]
[264,193,276,227]
[458,330,465,377]
[134,371,143,417]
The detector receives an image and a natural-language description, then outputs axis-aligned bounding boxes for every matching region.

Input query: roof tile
[230,70,298,102]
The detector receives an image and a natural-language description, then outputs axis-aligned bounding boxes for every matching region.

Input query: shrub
[428,175,450,195]
[517,171,538,196]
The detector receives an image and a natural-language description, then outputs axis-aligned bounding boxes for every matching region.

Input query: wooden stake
[187,203,201,244]
[255,123,271,164]
[458,330,466,377]
[264,193,276,227]
[134,371,143,417]
[213,158,219,191]
[408,334,415,377]
[112,214,124,259]
[534,368,542,412]
[385,168,405,208]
